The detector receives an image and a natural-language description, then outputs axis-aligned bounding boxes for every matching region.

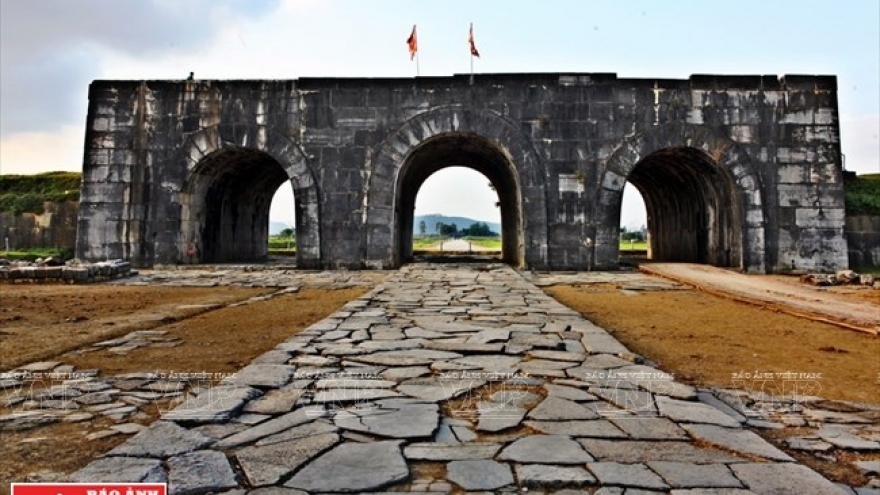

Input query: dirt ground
[544,284,880,404]
[0,285,367,490]
[0,285,274,370]
[640,263,880,332]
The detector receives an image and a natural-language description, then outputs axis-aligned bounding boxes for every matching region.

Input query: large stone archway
[78,75,847,272]
[178,124,321,267]
[396,134,521,265]
[362,106,549,269]
[596,124,766,273]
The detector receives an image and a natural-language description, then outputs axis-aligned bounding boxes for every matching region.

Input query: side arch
[596,124,766,273]
[362,105,549,269]
[177,123,321,268]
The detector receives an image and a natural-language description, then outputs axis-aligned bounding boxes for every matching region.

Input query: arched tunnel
[184,148,291,263]
[396,133,523,266]
[627,147,743,267]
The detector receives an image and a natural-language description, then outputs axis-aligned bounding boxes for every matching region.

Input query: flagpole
[416,52,421,77]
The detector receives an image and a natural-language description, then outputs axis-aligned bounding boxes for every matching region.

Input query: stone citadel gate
[76,73,849,272]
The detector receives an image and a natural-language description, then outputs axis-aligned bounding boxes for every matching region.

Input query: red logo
[12,484,167,495]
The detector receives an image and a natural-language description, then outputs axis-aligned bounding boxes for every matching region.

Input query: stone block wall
[845,215,880,268]
[76,73,849,272]
[1,201,78,251]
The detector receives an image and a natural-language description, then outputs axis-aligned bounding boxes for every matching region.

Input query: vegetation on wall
[844,173,880,216]
[0,172,81,214]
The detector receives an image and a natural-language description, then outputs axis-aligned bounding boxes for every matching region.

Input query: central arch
[398,134,521,265]
[362,106,549,269]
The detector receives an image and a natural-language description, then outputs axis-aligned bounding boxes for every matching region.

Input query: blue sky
[1,0,877,228]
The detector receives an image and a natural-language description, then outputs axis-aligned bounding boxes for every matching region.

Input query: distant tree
[279,228,294,238]
[419,220,426,236]
[439,223,459,237]
[435,222,444,235]
[461,222,497,237]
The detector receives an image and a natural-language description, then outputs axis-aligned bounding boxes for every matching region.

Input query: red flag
[407,25,418,60]
[468,23,480,57]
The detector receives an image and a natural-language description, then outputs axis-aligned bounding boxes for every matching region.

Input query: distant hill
[269,221,292,236]
[414,214,500,235]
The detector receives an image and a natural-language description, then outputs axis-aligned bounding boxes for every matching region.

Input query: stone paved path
[70,263,852,494]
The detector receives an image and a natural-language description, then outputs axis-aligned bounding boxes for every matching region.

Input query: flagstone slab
[608,417,689,440]
[235,432,339,487]
[164,386,262,423]
[587,462,669,490]
[730,463,846,495]
[499,435,593,464]
[69,457,166,483]
[528,396,599,420]
[681,424,793,461]
[404,442,503,461]
[285,440,408,493]
[515,464,596,488]
[380,366,432,381]
[544,383,598,401]
[476,402,527,432]
[450,354,522,371]
[591,387,656,415]
[254,420,337,447]
[242,387,304,415]
[648,461,743,489]
[490,390,543,408]
[580,333,630,355]
[579,439,745,463]
[333,398,439,439]
[312,388,402,403]
[214,406,325,449]
[655,396,742,428]
[423,341,506,353]
[528,350,588,362]
[447,460,514,491]
[524,420,627,438]
[816,426,880,450]
[167,450,238,495]
[107,421,213,458]
[349,349,463,366]
[398,377,486,402]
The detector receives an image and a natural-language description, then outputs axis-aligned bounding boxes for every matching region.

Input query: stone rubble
[4,263,878,493]
[0,259,134,283]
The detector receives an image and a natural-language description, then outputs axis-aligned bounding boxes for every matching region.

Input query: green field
[268,235,296,257]
[619,240,648,251]
[413,236,440,250]
[464,236,502,250]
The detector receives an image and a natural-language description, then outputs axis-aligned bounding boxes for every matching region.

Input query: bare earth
[640,263,880,332]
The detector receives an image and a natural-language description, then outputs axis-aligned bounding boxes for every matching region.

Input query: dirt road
[640,263,880,333]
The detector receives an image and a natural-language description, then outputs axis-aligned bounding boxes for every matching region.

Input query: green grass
[413,236,441,249]
[0,172,81,214]
[3,247,75,262]
[619,240,648,251]
[464,236,502,250]
[268,248,297,257]
[845,174,880,216]
[268,237,296,249]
